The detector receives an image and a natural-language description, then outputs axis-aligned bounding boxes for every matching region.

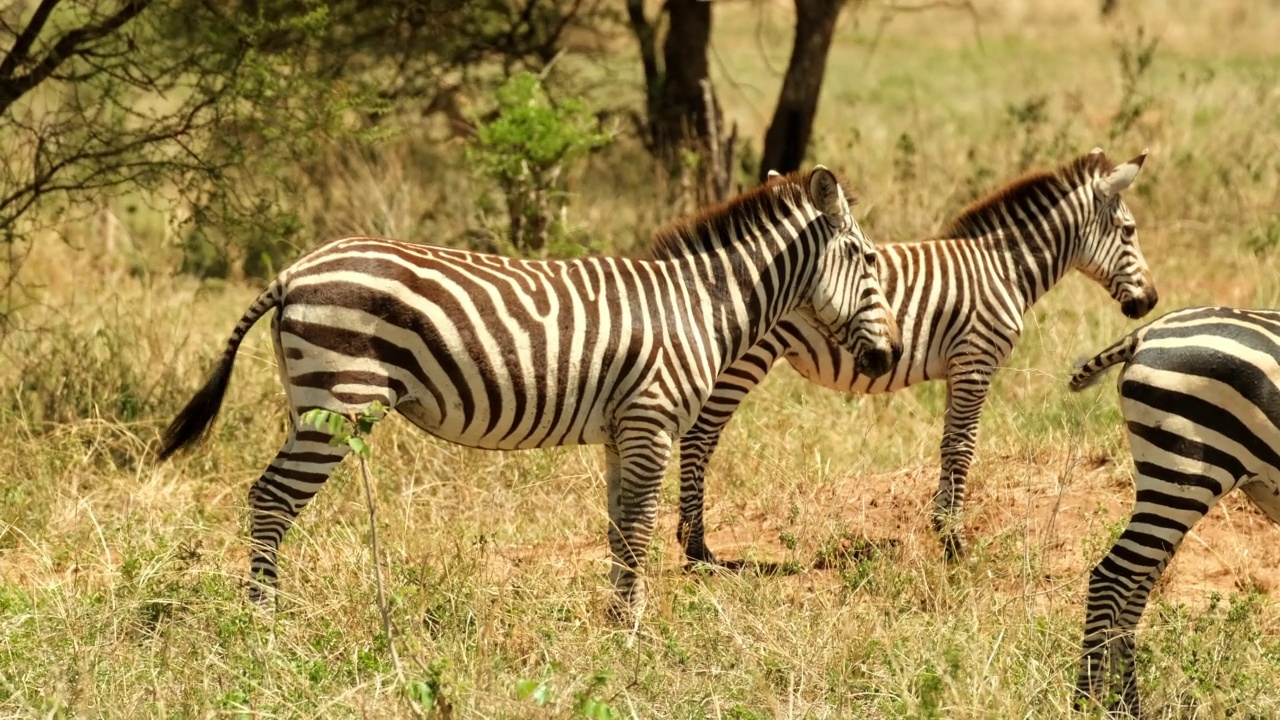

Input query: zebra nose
[1122,290,1157,319]
[855,342,896,379]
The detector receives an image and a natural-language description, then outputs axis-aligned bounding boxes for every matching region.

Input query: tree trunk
[759,0,847,181]
[655,0,714,154]
[626,0,735,205]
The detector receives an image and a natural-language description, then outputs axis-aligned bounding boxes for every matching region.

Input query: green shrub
[466,72,612,257]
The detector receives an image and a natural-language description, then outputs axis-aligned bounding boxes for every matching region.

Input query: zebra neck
[989,211,1081,314]
[664,229,818,376]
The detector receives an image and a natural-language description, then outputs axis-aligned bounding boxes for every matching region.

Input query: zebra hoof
[1108,697,1140,719]
[245,573,279,611]
[682,546,720,572]
[605,595,644,628]
[941,533,965,562]
[1070,693,1096,715]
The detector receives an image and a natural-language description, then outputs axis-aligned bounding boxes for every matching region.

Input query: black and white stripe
[675,148,1159,564]
[1068,305,1280,717]
[156,166,902,617]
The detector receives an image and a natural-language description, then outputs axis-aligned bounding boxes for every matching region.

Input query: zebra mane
[649,169,855,260]
[939,151,1116,240]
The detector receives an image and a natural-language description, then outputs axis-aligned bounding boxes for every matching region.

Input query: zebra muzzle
[1121,292,1157,319]
[854,340,898,379]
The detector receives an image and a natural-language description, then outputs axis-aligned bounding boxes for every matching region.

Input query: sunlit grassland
[3,1,1280,718]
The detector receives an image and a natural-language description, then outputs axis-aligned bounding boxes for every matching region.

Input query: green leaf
[515,679,552,706]
[347,436,369,458]
[577,699,617,720]
[404,680,435,710]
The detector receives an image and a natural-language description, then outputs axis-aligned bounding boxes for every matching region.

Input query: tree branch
[0,0,60,79]
[0,0,152,115]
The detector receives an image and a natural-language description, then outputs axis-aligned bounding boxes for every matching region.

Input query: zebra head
[1077,148,1159,319]
[802,166,902,378]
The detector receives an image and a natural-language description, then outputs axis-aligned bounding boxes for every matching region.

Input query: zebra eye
[863,252,877,267]
[1121,224,1136,241]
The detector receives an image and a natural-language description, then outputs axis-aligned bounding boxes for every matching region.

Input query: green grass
[4,1,1280,717]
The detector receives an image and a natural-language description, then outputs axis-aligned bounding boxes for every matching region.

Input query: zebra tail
[157,277,284,460]
[1068,332,1140,392]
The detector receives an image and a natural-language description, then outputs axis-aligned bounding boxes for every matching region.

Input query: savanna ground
[4,0,1280,717]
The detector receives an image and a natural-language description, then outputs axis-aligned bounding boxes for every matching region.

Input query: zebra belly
[392,397,611,450]
[276,302,617,451]
[1240,474,1280,524]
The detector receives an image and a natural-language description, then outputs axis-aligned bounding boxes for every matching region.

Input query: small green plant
[405,659,452,716]
[299,403,431,718]
[913,663,945,720]
[1110,25,1160,140]
[466,72,612,257]
[572,670,619,719]
[893,132,918,184]
[300,402,385,459]
[1006,95,1047,170]
[515,677,554,707]
[1245,212,1280,256]
[1080,500,1128,566]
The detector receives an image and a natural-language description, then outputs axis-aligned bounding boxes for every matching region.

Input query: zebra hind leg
[1075,534,1146,714]
[246,425,352,606]
[1076,509,1197,715]
[604,426,673,623]
[1109,558,1172,719]
[1078,409,1241,716]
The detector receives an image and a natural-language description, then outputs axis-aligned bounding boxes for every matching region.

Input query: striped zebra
[156,166,903,618]
[1068,306,1280,716]
[676,148,1159,565]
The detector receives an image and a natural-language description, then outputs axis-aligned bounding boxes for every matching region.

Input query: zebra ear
[765,169,784,186]
[807,165,849,220]
[1089,146,1105,155]
[1093,149,1148,200]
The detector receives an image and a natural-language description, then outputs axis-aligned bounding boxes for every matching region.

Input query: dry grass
[4,1,1280,718]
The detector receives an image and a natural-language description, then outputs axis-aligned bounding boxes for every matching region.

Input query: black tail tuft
[157,354,237,460]
[158,276,281,460]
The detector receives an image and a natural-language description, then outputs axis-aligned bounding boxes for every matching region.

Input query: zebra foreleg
[932,369,991,560]
[676,426,723,567]
[677,339,780,569]
[677,396,751,568]
[246,426,351,606]
[605,426,673,623]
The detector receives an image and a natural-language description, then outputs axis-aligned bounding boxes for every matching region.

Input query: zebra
[674,148,1159,565]
[1068,306,1280,717]
[155,166,903,619]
